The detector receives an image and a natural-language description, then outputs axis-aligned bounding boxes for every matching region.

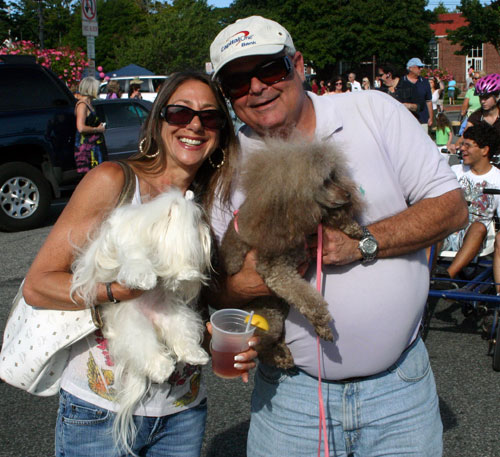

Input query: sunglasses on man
[160,105,226,130]
[219,55,293,99]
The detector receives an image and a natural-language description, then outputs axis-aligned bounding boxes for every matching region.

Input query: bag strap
[114,160,136,207]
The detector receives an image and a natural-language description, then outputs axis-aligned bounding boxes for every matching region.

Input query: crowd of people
[10,13,500,457]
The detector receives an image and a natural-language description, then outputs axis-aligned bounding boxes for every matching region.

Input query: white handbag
[0,281,99,396]
[0,160,136,397]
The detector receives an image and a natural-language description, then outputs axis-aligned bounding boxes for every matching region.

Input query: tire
[493,317,500,371]
[0,162,52,232]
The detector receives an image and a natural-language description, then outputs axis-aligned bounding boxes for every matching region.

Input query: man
[439,123,500,279]
[405,57,433,131]
[348,72,362,92]
[377,62,420,116]
[209,16,468,457]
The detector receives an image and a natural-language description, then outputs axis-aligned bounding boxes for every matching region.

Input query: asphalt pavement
[0,204,499,457]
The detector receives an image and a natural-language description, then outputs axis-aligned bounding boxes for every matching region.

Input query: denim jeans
[55,389,207,457]
[248,336,442,457]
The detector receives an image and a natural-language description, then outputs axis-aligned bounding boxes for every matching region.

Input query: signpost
[81,0,98,77]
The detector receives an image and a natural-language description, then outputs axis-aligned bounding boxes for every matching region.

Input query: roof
[430,13,469,37]
[106,64,154,77]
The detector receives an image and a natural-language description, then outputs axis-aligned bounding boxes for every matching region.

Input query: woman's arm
[75,101,105,134]
[23,162,140,310]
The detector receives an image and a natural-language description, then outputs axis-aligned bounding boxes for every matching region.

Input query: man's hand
[308,228,362,266]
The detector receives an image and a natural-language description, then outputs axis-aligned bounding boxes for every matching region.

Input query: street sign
[82,0,98,37]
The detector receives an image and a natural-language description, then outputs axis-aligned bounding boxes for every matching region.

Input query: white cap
[210,16,295,78]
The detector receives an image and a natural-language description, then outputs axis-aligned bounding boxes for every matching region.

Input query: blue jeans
[248,336,442,457]
[55,389,207,457]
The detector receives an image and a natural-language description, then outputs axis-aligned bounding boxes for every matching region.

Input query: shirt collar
[307,91,343,140]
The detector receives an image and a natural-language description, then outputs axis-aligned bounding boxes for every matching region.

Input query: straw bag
[0,161,136,396]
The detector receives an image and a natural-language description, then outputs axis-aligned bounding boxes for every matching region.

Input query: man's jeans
[248,336,442,457]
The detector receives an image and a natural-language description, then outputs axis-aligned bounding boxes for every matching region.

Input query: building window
[467,45,483,72]
[429,38,439,69]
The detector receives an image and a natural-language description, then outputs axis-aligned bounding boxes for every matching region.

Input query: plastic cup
[210,309,255,379]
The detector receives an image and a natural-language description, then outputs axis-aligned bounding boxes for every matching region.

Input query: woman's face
[335,80,343,91]
[429,79,435,89]
[161,79,221,173]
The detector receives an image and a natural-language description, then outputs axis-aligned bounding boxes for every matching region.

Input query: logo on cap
[221,30,255,53]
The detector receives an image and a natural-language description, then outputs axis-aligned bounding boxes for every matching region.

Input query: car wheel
[0,162,52,232]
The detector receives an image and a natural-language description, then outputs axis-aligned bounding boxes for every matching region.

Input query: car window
[129,103,149,122]
[98,103,142,128]
[0,67,71,111]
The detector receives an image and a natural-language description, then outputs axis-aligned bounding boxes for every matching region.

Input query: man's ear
[292,51,305,82]
[482,145,490,158]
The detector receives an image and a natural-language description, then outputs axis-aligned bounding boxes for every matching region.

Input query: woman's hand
[206,322,259,383]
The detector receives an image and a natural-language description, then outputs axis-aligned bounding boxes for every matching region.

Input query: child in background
[435,112,453,151]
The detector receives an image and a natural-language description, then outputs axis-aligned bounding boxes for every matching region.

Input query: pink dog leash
[316,223,330,457]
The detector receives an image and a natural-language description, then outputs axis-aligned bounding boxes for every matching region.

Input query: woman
[361,77,371,90]
[461,71,484,119]
[23,71,256,457]
[329,75,347,94]
[128,77,143,99]
[429,77,441,123]
[106,80,122,99]
[74,76,107,173]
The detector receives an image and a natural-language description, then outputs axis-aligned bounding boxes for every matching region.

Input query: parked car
[99,75,167,102]
[0,55,152,232]
[93,99,152,160]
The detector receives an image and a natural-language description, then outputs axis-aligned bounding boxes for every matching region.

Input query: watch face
[363,238,378,255]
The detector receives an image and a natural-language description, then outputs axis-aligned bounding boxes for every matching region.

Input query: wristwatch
[358,226,378,263]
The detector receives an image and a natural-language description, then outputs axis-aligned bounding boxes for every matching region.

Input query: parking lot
[0,209,498,457]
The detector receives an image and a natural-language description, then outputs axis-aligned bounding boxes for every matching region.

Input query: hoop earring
[209,148,226,169]
[139,138,159,159]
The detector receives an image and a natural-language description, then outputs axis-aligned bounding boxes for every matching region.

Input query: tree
[433,2,450,15]
[228,0,434,77]
[0,0,12,42]
[447,0,500,56]
[114,0,221,74]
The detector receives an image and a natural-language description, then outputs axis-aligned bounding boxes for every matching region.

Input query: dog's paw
[177,347,210,366]
[143,354,176,383]
[316,324,334,342]
[118,268,157,290]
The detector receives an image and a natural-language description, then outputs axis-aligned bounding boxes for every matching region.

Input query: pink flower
[97,66,103,71]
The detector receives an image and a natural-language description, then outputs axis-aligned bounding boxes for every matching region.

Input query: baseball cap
[210,16,295,78]
[406,57,424,69]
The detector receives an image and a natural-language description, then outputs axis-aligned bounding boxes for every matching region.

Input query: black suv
[0,55,78,231]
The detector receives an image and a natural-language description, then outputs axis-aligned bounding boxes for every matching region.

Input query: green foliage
[448,0,500,55]
[228,0,434,77]
[114,0,221,74]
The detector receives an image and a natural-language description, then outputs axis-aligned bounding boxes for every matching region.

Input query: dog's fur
[70,189,211,456]
[220,138,363,368]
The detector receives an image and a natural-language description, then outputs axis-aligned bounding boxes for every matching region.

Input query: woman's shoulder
[74,162,126,204]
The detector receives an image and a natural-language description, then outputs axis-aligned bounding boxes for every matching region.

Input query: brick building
[430,13,500,92]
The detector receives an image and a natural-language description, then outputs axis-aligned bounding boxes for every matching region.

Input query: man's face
[378,69,390,86]
[461,139,488,167]
[220,52,308,136]
[408,65,422,77]
[348,73,355,82]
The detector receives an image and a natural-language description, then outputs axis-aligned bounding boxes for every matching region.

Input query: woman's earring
[139,137,159,159]
[209,148,226,169]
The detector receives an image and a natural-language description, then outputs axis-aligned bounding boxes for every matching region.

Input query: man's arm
[321,188,468,265]
[427,100,433,126]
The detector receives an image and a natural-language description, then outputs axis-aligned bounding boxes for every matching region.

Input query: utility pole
[37,0,44,49]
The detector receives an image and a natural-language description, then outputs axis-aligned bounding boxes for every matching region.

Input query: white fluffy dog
[70,188,212,455]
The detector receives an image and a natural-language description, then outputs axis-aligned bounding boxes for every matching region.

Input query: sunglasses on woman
[219,55,293,99]
[160,105,226,130]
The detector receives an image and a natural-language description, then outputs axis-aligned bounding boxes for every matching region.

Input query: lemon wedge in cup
[244,313,269,331]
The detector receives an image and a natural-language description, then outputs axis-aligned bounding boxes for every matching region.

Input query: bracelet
[105,282,120,304]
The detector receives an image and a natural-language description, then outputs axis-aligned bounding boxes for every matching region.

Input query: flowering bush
[0,40,89,86]
[421,67,453,82]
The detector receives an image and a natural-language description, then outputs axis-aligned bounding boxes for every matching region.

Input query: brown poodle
[219,137,363,368]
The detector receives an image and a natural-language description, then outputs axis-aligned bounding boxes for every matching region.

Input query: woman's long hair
[128,71,238,216]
